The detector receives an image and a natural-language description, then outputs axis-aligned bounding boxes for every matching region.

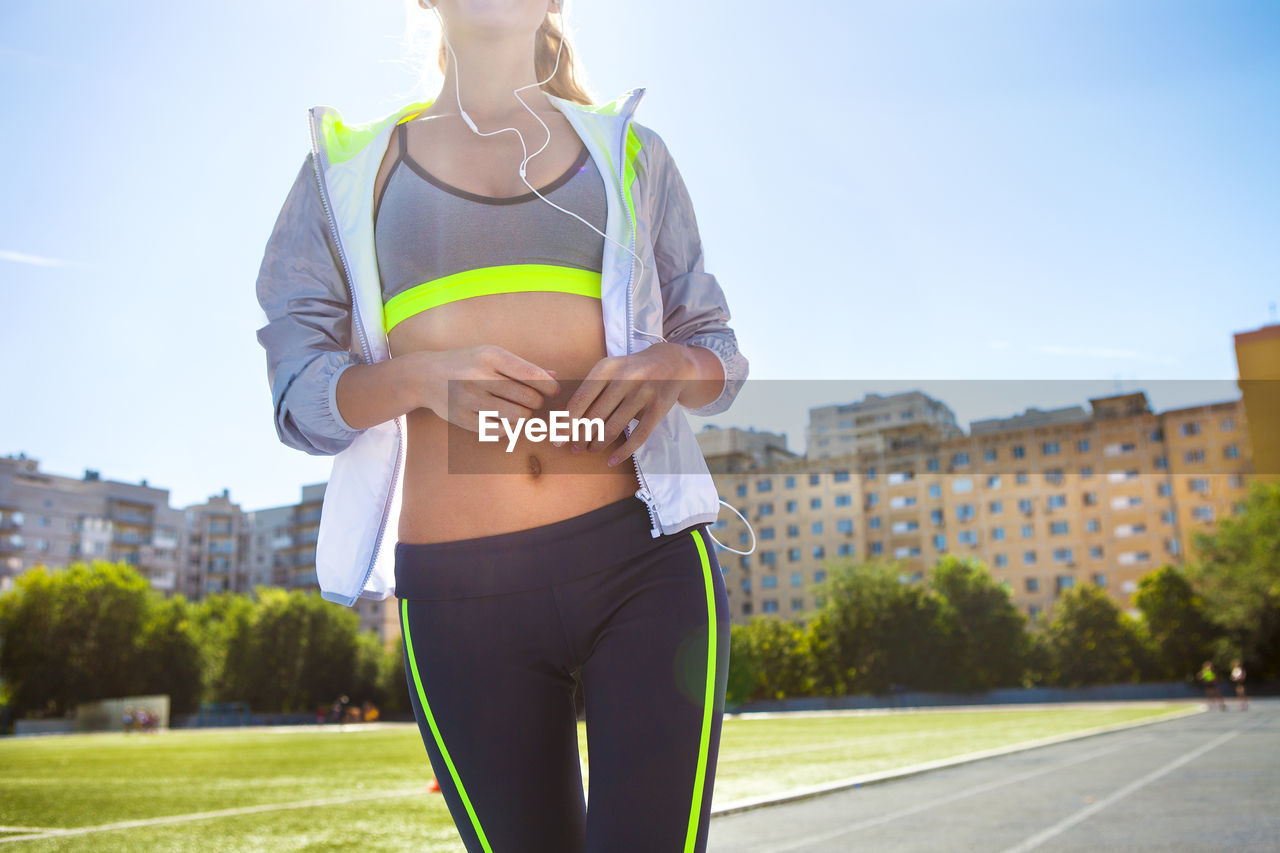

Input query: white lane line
[764,734,1153,853]
[998,727,1243,853]
[0,787,427,844]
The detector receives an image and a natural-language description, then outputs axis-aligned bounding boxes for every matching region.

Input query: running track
[709,698,1279,852]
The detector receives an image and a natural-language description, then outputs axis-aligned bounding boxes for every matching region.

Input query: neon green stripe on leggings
[685,527,717,852]
[401,598,493,853]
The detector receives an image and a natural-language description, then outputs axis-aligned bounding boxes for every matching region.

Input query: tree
[807,559,950,695]
[0,560,202,717]
[725,615,816,704]
[1185,479,1280,679]
[220,587,363,713]
[928,556,1030,691]
[1043,583,1150,686]
[1133,564,1220,681]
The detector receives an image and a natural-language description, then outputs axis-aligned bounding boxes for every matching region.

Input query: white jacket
[254,87,749,606]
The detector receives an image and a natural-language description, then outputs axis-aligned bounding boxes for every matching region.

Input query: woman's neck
[431,36,551,123]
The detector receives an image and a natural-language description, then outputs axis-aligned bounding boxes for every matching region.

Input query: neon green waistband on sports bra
[382,263,603,334]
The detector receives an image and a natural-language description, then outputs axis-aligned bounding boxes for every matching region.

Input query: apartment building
[806,391,964,460]
[702,389,1255,628]
[0,453,187,596]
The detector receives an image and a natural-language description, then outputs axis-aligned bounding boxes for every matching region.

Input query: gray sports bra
[374,121,608,334]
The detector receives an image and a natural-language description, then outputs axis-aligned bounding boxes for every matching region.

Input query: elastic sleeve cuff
[679,334,748,417]
[327,359,362,434]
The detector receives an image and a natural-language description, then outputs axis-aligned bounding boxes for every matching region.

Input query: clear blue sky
[2,1,1277,512]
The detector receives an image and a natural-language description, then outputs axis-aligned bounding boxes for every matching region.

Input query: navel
[527,453,543,479]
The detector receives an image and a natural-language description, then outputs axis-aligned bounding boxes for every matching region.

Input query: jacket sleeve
[254,153,365,456]
[639,125,749,417]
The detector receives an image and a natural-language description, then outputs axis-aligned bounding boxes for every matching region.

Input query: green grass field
[0,703,1193,852]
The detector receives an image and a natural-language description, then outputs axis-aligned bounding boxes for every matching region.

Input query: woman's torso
[373,109,640,544]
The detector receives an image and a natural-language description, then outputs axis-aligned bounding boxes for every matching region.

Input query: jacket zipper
[307,108,403,598]
[616,110,661,538]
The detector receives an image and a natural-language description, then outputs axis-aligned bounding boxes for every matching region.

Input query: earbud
[428,3,668,345]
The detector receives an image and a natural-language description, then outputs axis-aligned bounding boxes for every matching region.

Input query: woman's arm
[638,124,749,416]
[254,153,368,456]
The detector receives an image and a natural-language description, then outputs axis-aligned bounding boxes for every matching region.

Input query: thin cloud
[0,249,74,268]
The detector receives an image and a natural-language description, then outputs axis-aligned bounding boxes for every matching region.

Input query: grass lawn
[0,702,1192,852]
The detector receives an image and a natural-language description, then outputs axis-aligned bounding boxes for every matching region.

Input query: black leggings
[395,494,731,853]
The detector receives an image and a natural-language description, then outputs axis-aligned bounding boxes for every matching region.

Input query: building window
[933,533,947,551]
[927,457,940,472]
[762,599,779,613]
[759,502,774,516]
[835,494,852,507]
[871,542,883,555]
[1090,546,1103,559]
[791,598,805,611]
[788,548,801,562]
[1024,550,1037,565]
[986,475,1001,489]
[952,452,970,467]
[757,479,773,492]
[1181,421,1201,437]
[1053,548,1073,563]
[1077,438,1091,452]
[985,448,998,462]
[1091,572,1107,587]
[994,553,1007,568]
[1055,575,1075,592]
[1025,577,1040,592]
[953,478,973,494]
[787,525,799,538]
[838,543,853,556]
[761,575,778,589]
[956,504,975,522]
[1012,445,1025,459]
[761,527,776,540]
[736,484,747,498]
[930,509,944,525]
[834,469,850,483]
[837,519,854,534]
[1042,441,1060,456]
[786,500,798,512]
[1050,521,1069,535]
[1224,444,1239,460]
[957,530,977,546]
[928,483,942,499]
[812,545,826,559]
[814,569,827,583]
[992,527,1005,541]
[1087,518,1100,533]
[761,551,776,565]
[989,499,1004,514]
[869,517,881,530]
[1016,472,1029,485]
[785,475,796,489]
[1022,524,1034,538]
[809,473,821,486]
[811,521,824,535]
[790,572,802,587]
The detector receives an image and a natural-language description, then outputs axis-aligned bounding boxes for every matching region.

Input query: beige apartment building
[701,390,1255,628]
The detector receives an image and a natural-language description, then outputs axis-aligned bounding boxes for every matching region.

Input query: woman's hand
[416,345,560,434]
[560,342,713,467]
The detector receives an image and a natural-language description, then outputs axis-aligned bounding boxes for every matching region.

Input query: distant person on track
[1230,659,1248,711]
[1198,661,1227,711]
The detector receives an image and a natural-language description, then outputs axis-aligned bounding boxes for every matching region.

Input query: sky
[1,0,1277,512]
